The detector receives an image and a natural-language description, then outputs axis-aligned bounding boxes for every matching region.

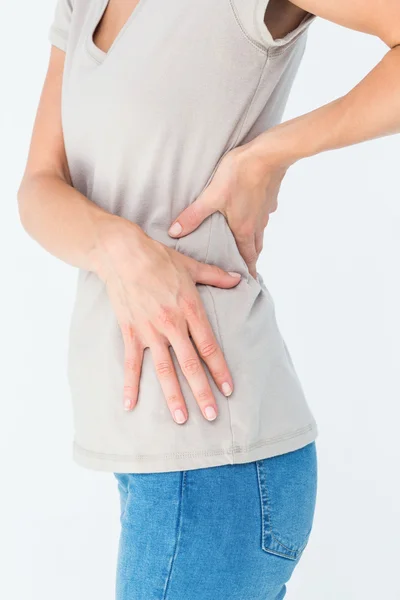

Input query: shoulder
[48,0,92,52]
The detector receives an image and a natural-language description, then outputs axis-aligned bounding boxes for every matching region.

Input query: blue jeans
[114,441,317,600]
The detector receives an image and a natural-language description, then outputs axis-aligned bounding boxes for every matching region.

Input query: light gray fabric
[48,0,318,473]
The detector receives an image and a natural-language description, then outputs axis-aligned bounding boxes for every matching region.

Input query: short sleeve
[254,0,317,48]
[48,0,74,52]
[231,0,317,51]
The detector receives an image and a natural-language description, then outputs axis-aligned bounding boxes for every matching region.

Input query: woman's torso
[50,0,318,472]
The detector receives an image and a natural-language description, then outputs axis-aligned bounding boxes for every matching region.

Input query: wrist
[241,113,321,174]
[242,127,301,171]
[90,212,146,282]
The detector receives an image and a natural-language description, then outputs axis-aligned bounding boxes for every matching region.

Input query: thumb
[168,193,216,238]
[184,256,242,289]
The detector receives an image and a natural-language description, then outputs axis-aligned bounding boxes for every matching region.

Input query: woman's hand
[168,142,289,278]
[95,217,241,424]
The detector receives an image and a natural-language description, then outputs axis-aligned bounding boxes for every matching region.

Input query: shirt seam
[205,282,236,460]
[50,25,69,41]
[228,0,268,55]
[229,0,313,58]
[73,422,317,462]
[85,0,148,66]
[176,42,269,265]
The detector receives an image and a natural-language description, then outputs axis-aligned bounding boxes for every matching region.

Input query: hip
[68,256,316,472]
[114,441,318,600]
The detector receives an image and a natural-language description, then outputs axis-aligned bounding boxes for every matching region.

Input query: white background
[1,2,399,599]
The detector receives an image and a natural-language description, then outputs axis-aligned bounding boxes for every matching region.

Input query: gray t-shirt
[48,0,318,473]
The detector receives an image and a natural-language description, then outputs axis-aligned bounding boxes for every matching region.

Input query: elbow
[380,24,400,49]
[388,37,400,50]
[17,167,69,234]
[17,171,48,234]
[17,176,31,233]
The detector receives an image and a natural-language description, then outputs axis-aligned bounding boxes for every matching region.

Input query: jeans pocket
[256,442,318,561]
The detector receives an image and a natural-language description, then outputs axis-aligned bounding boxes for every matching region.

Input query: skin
[93,0,142,51]
[169,0,400,279]
[17,43,241,426]
[18,0,400,424]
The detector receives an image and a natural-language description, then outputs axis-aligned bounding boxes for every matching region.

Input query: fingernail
[204,406,217,421]
[174,409,186,424]
[169,222,182,236]
[222,382,233,396]
[124,398,132,411]
[228,272,241,278]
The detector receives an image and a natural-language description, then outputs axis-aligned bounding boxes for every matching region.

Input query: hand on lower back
[168,142,288,279]
[95,217,241,424]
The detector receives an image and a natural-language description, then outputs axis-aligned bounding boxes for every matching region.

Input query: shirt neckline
[86,0,147,64]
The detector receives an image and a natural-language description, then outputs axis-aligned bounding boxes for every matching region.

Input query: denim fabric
[114,441,317,600]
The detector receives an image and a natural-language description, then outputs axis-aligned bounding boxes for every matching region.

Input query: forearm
[247,44,400,166]
[17,172,143,277]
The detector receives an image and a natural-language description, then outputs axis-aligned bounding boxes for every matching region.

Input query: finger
[236,234,258,279]
[150,339,189,425]
[182,255,242,288]
[255,229,264,255]
[168,192,216,238]
[181,294,234,397]
[120,323,144,411]
[169,330,219,422]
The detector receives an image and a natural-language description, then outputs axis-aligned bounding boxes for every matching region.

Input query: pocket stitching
[256,460,309,560]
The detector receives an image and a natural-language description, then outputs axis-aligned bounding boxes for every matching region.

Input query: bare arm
[17,47,122,274]
[18,46,240,422]
[168,0,400,276]
[247,0,400,165]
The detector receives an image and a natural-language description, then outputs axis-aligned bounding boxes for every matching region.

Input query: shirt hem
[72,421,318,473]
[48,26,68,52]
